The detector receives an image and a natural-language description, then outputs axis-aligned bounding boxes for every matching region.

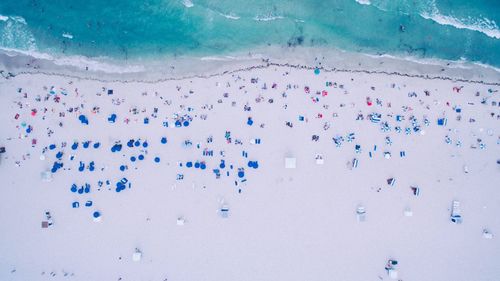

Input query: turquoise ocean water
[0,0,499,69]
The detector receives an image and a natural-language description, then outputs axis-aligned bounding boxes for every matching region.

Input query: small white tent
[285,157,296,169]
[41,170,52,182]
[133,248,142,261]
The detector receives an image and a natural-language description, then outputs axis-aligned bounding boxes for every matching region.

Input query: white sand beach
[0,60,499,281]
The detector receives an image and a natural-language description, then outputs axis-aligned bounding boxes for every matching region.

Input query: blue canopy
[78,115,89,125]
[108,114,117,123]
[111,143,122,152]
[78,161,85,172]
[51,161,63,173]
[161,137,167,144]
[154,157,160,163]
[127,139,135,147]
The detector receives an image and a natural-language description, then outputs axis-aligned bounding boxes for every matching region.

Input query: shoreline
[1,46,500,85]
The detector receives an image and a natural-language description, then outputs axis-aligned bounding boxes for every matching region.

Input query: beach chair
[437,118,447,126]
[450,200,462,224]
[220,205,230,218]
[356,206,366,222]
[352,158,358,168]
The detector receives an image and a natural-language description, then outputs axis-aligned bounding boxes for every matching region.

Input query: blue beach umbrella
[108,114,117,123]
[127,139,135,147]
[89,161,95,171]
[161,137,167,144]
[78,161,85,172]
[93,142,100,149]
[154,157,160,163]
[78,115,89,125]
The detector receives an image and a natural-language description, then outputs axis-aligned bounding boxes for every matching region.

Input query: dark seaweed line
[2,61,499,86]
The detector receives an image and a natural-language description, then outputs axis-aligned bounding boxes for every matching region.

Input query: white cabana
[285,157,296,169]
[133,249,142,261]
[41,170,53,182]
[315,154,324,165]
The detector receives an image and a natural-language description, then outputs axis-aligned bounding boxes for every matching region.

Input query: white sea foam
[420,12,500,39]
[62,33,74,39]
[355,0,371,5]
[0,48,146,74]
[0,17,37,51]
[182,0,194,8]
[0,14,9,22]
[362,52,500,74]
[200,56,234,61]
[218,12,240,20]
[10,16,27,25]
[253,15,284,22]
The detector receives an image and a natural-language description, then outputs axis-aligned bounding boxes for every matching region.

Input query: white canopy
[285,157,296,169]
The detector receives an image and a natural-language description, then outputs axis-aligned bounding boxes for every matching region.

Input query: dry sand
[0,63,499,281]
